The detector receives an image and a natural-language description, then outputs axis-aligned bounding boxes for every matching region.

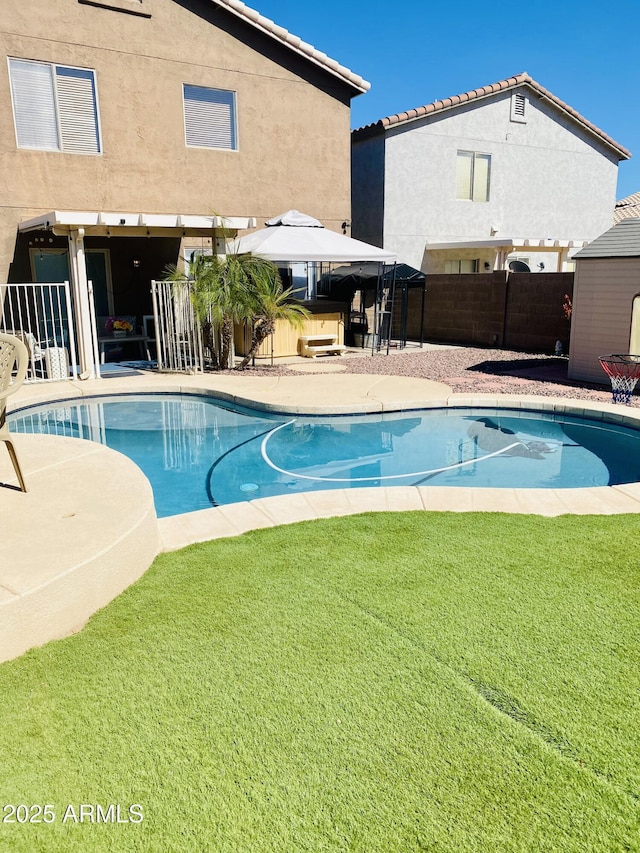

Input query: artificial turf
[0,512,638,852]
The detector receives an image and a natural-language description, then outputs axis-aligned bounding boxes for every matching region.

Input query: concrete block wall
[406,272,573,354]
[504,273,574,354]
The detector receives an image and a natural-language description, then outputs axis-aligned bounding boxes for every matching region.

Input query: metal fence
[151,279,203,374]
[0,281,78,381]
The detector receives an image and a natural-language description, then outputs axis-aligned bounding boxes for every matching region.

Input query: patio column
[557,247,569,272]
[494,249,508,270]
[68,228,99,379]
[214,232,226,260]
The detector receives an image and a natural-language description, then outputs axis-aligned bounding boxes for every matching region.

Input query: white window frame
[444,259,479,274]
[456,150,491,202]
[183,84,238,151]
[8,57,102,154]
[7,57,102,155]
[182,246,213,275]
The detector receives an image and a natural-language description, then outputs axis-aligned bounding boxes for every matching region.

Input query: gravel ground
[228,344,640,407]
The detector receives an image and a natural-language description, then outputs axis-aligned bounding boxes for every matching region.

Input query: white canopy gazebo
[230,210,397,265]
[232,211,401,354]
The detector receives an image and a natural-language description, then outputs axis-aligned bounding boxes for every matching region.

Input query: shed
[568,218,640,383]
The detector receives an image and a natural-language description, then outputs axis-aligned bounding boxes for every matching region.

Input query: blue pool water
[9,394,640,517]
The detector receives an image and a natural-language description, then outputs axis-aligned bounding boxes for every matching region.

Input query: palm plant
[236,260,310,370]
[165,250,308,370]
[164,253,225,369]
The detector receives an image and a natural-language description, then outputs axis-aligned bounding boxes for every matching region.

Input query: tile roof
[574,217,640,259]
[352,72,630,159]
[614,191,640,224]
[211,0,370,94]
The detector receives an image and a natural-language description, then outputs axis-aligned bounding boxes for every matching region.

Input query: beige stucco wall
[425,248,572,274]
[0,0,354,278]
[568,258,640,382]
[424,248,495,274]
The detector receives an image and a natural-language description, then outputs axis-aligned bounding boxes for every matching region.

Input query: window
[182,246,213,275]
[445,259,479,274]
[9,58,101,154]
[183,85,237,150]
[456,151,491,201]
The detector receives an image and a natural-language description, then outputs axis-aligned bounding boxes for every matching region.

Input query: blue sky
[252,0,639,200]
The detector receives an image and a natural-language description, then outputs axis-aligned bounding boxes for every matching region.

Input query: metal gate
[0,281,78,382]
[151,279,203,373]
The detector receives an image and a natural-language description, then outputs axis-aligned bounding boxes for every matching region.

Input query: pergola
[17,210,256,378]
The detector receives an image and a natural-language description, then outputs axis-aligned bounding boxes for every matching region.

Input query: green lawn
[0,512,638,852]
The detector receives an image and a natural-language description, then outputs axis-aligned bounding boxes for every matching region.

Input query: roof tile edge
[211,0,370,94]
[353,72,630,159]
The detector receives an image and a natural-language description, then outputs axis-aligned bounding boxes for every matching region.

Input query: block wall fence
[405,272,574,354]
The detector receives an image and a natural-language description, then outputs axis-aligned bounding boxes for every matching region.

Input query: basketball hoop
[599,354,640,404]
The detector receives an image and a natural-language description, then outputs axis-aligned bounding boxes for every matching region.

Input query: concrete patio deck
[3,368,640,663]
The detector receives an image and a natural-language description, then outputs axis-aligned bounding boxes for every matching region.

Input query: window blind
[456,151,490,201]
[472,154,490,202]
[8,58,100,154]
[55,67,101,153]
[455,151,473,200]
[9,59,59,150]
[183,85,236,150]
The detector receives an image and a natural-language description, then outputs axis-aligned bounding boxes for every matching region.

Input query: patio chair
[0,333,29,491]
[4,329,46,379]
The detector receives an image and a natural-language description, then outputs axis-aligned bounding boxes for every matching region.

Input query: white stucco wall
[353,87,621,272]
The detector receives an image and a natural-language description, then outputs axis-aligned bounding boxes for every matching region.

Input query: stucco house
[351,72,630,275]
[0,0,368,376]
[568,217,640,384]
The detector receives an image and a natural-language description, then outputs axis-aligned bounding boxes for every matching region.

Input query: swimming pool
[9,393,640,517]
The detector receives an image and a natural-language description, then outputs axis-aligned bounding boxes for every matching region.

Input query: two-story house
[351,72,630,275]
[0,0,368,375]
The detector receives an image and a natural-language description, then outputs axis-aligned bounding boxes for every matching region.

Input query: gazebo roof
[231,211,397,263]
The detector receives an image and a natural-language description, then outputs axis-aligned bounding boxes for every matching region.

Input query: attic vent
[510,92,527,123]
